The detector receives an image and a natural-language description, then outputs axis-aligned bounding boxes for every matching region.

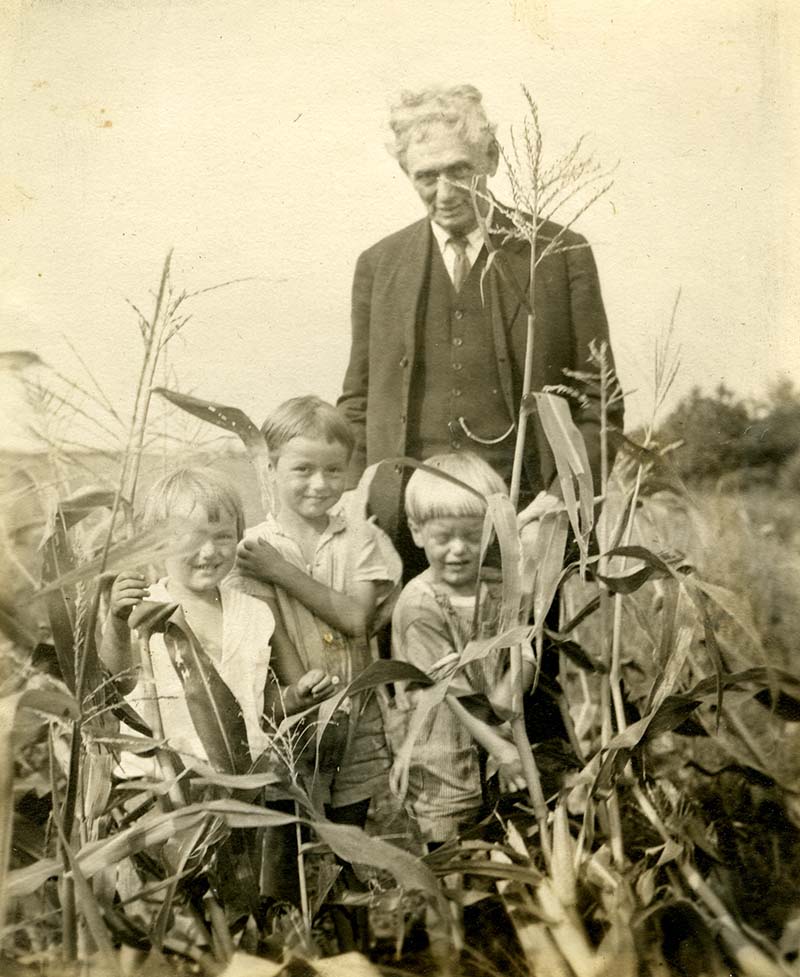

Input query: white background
[2,0,798,450]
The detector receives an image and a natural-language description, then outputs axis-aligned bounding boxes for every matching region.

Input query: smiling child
[391,451,534,844]
[100,467,333,769]
[233,396,401,825]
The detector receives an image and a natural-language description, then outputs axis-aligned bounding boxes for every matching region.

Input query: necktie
[449,236,470,292]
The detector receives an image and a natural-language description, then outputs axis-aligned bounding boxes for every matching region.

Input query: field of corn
[1,92,799,977]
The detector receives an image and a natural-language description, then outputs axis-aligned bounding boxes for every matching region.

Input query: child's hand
[295,668,337,706]
[236,538,288,584]
[109,573,149,622]
[492,743,527,794]
[389,757,409,803]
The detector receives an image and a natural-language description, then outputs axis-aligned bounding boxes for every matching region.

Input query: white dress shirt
[430,221,486,285]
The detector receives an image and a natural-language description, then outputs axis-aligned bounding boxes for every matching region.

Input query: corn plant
[1,332,455,973]
[2,95,800,976]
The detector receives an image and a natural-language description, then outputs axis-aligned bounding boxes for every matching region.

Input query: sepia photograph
[1,1,799,974]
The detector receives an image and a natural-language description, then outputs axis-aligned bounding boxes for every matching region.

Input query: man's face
[404,124,497,235]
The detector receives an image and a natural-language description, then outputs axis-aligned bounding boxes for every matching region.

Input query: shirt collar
[264,506,347,542]
[430,220,485,255]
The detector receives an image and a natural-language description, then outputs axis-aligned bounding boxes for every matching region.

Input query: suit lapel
[390,219,432,365]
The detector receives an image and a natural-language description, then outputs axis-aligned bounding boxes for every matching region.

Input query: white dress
[121,577,275,774]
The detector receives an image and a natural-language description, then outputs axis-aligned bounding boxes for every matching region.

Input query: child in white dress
[100,467,333,773]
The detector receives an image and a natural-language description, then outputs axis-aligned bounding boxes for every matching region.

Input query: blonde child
[100,467,333,770]
[233,396,401,827]
[391,452,533,845]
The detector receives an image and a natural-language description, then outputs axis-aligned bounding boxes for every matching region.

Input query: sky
[1,0,798,452]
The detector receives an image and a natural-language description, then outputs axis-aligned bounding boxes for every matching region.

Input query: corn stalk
[469,86,615,866]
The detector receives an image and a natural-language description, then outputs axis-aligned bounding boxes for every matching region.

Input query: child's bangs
[262,395,354,458]
[140,469,245,539]
[406,474,487,525]
[404,451,507,524]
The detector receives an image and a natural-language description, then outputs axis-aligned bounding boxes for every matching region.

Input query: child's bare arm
[445,695,527,793]
[237,537,377,637]
[99,572,149,695]
[490,653,535,714]
[264,604,336,716]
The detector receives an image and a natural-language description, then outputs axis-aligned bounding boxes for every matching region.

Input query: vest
[406,243,516,483]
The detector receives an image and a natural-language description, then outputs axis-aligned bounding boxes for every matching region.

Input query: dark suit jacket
[337,214,622,533]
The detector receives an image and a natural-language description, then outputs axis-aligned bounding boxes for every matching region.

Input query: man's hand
[109,573,149,622]
[236,537,290,584]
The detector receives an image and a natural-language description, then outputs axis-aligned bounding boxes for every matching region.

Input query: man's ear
[485,137,500,178]
[408,519,425,548]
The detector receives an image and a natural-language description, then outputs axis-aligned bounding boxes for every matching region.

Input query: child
[391,451,532,845]
[100,467,333,770]
[233,396,401,825]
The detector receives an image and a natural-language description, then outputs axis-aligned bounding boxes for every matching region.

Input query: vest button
[452,337,463,347]
[452,388,462,397]
[399,356,409,368]
[454,309,464,320]
[452,363,463,372]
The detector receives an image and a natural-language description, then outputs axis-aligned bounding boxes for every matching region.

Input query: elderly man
[338,84,622,574]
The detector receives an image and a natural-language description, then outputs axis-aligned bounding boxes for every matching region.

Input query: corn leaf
[531,393,594,570]
[43,487,117,535]
[558,594,601,635]
[39,492,125,700]
[595,561,669,595]
[689,578,763,650]
[649,624,695,715]
[346,658,433,695]
[603,545,683,579]
[550,801,577,907]
[312,658,434,787]
[485,492,523,632]
[0,598,38,651]
[35,519,195,598]
[152,817,211,951]
[40,506,81,692]
[159,607,252,775]
[13,794,446,918]
[547,636,606,673]
[459,625,537,668]
[310,820,449,923]
[527,509,570,638]
[592,689,704,797]
[0,688,79,936]
[152,388,262,450]
[55,823,121,977]
[685,666,800,703]
[6,802,299,898]
[753,687,800,722]
[0,349,44,370]
[128,599,181,635]
[152,388,273,515]
[131,600,251,774]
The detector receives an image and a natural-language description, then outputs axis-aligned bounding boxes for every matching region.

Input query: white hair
[387,84,497,171]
